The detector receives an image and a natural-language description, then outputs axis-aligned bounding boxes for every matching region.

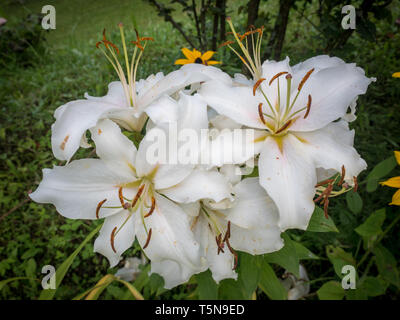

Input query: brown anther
[132,185,145,208]
[303,94,312,119]
[269,71,288,86]
[275,119,292,134]
[118,187,125,207]
[253,78,266,96]
[104,40,120,54]
[323,198,330,219]
[338,165,346,186]
[96,41,102,49]
[315,179,334,187]
[140,37,154,41]
[298,68,314,91]
[143,228,152,249]
[110,226,117,253]
[223,221,231,242]
[216,234,225,254]
[144,197,156,218]
[60,135,69,151]
[96,199,107,219]
[132,41,144,51]
[225,237,238,270]
[219,40,234,48]
[258,103,266,125]
[353,176,358,192]
[123,203,131,210]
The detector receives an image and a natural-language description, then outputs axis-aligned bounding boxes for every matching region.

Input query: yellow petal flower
[174,58,192,65]
[201,51,216,61]
[390,189,400,206]
[395,151,400,165]
[393,72,400,78]
[181,48,196,61]
[206,60,221,65]
[381,176,400,188]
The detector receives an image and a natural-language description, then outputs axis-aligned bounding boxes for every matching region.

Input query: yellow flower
[175,48,221,66]
[381,151,400,205]
[393,72,400,78]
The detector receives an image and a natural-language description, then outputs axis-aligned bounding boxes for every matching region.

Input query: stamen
[323,198,330,219]
[143,228,152,249]
[258,103,266,125]
[144,197,156,218]
[218,40,235,48]
[96,199,107,219]
[303,94,312,119]
[275,119,292,134]
[269,71,288,86]
[118,187,125,207]
[338,165,346,186]
[110,226,117,253]
[315,179,334,187]
[132,185,145,208]
[253,78,266,96]
[353,176,358,192]
[225,238,238,270]
[298,68,315,91]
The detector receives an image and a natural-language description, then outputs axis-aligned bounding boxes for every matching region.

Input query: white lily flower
[184,177,283,283]
[51,25,231,162]
[199,54,374,230]
[31,93,235,289]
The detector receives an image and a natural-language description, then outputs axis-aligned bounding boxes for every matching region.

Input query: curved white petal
[225,178,284,255]
[204,128,266,167]
[258,135,317,230]
[51,99,124,161]
[159,168,233,203]
[226,177,279,229]
[29,159,135,220]
[136,72,165,98]
[293,121,367,184]
[135,194,204,289]
[193,214,237,283]
[135,126,193,189]
[146,92,208,132]
[209,114,242,130]
[291,55,345,74]
[199,80,265,129]
[90,119,137,175]
[289,62,374,132]
[137,64,231,112]
[85,81,128,107]
[94,210,135,267]
[229,223,284,255]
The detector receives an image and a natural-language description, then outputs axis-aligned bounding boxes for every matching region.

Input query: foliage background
[0,0,399,299]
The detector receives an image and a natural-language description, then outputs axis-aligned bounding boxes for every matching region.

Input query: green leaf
[82,274,115,300]
[293,241,320,260]
[38,223,102,300]
[346,192,363,214]
[258,259,287,300]
[366,156,397,192]
[317,281,345,300]
[307,207,339,233]
[360,277,387,297]
[195,270,218,300]
[237,252,260,299]
[0,277,38,291]
[326,246,356,278]
[373,244,400,288]
[264,233,299,277]
[355,209,386,238]
[218,279,246,300]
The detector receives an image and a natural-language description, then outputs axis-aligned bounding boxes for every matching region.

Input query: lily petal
[94,210,135,267]
[29,159,135,220]
[90,119,137,175]
[258,135,317,230]
[159,168,233,203]
[136,193,204,289]
[193,214,237,283]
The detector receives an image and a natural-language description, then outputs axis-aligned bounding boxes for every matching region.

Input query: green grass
[1,0,400,300]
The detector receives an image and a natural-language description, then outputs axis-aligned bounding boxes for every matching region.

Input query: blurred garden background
[1,0,400,300]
